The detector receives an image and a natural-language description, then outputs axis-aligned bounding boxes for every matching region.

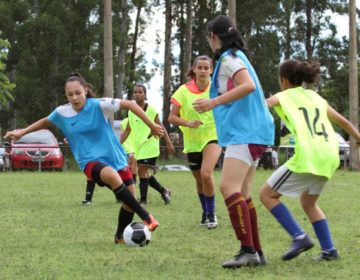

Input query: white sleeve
[99,98,121,118]
[222,56,247,79]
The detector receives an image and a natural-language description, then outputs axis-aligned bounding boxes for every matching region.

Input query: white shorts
[224,144,267,167]
[267,165,328,197]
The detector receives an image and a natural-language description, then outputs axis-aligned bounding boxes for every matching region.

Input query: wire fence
[0,143,353,173]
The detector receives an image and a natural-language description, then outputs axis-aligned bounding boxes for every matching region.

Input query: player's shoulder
[55,103,78,117]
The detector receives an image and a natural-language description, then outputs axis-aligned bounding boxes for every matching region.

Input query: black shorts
[137,157,157,166]
[187,140,218,171]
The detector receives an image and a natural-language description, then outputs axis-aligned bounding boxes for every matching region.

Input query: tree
[0,35,15,106]
[115,0,128,99]
[103,0,114,99]
[183,0,193,82]
[162,0,172,129]
[228,0,236,28]
[348,0,359,170]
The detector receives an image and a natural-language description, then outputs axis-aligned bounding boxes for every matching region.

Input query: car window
[14,131,57,145]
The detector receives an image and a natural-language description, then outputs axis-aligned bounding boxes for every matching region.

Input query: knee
[201,169,213,184]
[300,199,316,212]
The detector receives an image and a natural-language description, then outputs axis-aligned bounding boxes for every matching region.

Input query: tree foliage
[0,34,15,106]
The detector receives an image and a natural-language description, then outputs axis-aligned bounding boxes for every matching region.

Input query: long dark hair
[186,55,213,80]
[207,15,250,60]
[65,72,96,98]
[279,59,321,86]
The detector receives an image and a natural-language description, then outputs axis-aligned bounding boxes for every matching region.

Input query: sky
[134,4,359,118]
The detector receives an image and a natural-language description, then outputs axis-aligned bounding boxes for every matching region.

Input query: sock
[85,180,95,201]
[148,175,166,194]
[225,192,254,249]
[204,195,215,216]
[113,184,151,223]
[139,178,149,202]
[198,193,207,214]
[270,203,304,238]
[246,197,262,253]
[312,219,334,251]
[116,207,134,238]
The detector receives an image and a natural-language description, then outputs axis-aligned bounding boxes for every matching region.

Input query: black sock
[139,178,149,202]
[148,175,165,194]
[85,180,95,201]
[241,246,256,254]
[116,207,134,238]
[113,184,150,222]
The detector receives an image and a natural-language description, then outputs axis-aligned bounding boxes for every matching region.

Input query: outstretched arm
[4,117,52,141]
[120,100,164,138]
[328,105,360,144]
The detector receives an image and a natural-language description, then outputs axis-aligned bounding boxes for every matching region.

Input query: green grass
[0,170,360,279]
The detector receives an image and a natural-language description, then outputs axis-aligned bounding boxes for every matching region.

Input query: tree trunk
[104,0,114,99]
[348,0,359,170]
[228,0,236,28]
[284,0,292,59]
[115,0,127,99]
[163,0,172,129]
[183,0,192,82]
[127,0,143,100]
[305,0,312,60]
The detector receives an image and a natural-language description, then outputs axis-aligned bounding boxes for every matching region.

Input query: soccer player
[4,72,163,243]
[121,84,174,205]
[168,55,222,229]
[259,59,360,261]
[80,118,136,206]
[193,15,274,268]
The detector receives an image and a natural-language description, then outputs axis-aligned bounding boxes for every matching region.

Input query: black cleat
[313,249,340,262]
[282,234,314,261]
[222,250,260,268]
[161,188,171,205]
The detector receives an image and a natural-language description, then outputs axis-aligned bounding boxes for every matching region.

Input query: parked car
[0,147,6,171]
[6,129,64,171]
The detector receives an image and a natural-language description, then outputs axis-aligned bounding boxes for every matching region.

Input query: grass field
[1,170,360,280]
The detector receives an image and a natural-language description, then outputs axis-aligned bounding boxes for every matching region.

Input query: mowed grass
[0,170,360,280]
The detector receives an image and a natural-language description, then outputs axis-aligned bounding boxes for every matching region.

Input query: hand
[150,123,164,138]
[3,129,24,142]
[186,120,203,128]
[193,98,217,113]
[167,143,175,154]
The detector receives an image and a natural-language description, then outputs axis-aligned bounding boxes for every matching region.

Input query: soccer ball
[123,222,151,247]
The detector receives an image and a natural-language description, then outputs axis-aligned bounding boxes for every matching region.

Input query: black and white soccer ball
[123,222,151,247]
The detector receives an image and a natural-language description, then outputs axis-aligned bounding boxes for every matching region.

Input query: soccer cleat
[139,199,147,206]
[313,249,340,262]
[207,214,218,229]
[114,234,124,245]
[222,250,261,268]
[258,252,267,265]
[282,234,314,261]
[199,213,208,227]
[81,200,92,206]
[161,188,171,205]
[143,214,159,232]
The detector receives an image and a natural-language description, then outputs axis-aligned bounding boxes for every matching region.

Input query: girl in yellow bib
[260,59,360,261]
[122,84,174,205]
[169,55,222,229]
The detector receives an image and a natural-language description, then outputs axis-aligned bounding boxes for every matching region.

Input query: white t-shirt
[217,55,247,94]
